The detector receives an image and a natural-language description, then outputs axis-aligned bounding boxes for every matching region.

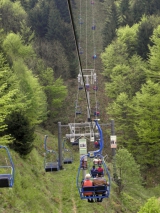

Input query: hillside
[0,127,158,213]
[1,0,160,212]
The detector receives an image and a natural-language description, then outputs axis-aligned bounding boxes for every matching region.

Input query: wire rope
[67,0,92,119]
[85,0,88,69]
[91,0,96,70]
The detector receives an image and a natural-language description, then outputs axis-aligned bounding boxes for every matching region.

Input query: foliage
[107,92,138,148]
[102,0,118,48]
[2,33,48,125]
[36,64,68,120]
[0,128,153,213]
[138,197,160,213]
[0,0,27,33]
[0,53,20,144]
[132,80,160,167]
[115,148,142,194]
[5,111,35,155]
[148,25,160,75]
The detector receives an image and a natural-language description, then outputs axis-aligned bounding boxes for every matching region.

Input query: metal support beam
[58,122,63,170]
[111,119,116,157]
[111,119,117,181]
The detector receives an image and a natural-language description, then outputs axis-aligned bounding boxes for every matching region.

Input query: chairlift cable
[91,0,96,70]
[67,0,92,119]
[85,0,88,69]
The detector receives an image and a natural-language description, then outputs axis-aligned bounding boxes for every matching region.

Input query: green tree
[132,80,160,167]
[37,66,68,119]
[138,197,160,213]
[0,53,20,144]
[136,17,153,60]
[115,0,133,26]
[148,25,160,76]
[3,33,47,125]
[115,148,142,193]
[5,111,35,155]
[1,0,27,33]
[102,0,118,48]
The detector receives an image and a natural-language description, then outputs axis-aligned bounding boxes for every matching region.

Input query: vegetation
[0,0,160,211]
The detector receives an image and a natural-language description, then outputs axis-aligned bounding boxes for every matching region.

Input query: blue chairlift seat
[76,111,81,115]
[85,84,90,91]
[0,146,14,188]
[81,185,109,200]
[94,111,100,116]
[76,121,111,201]
[0,173,13,187]
[76,106,82,115]
[63,158,73,164]
[71,140,79,146]
[92,54,97,59]
[63,149,73,164]
[92,25,96,30]
[44,148,59,172]
[79,18,83,24]
[45,162,59,172]
[79,47,83,55]
[93,85,98,91]
[79,85,83,90]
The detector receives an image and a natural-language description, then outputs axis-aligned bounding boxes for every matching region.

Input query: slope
[0,126,156,213]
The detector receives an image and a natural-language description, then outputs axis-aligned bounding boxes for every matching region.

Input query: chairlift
[77,154,111,201]
[85,84,90,91]
[94,111,100,116]
[0,145,14,188]
[79,17,84,24]
[76,106,82,115]
[44,135,59,172]
[93,85,98,91]
[94,140,100,148]
[44,150,59,172]
[79,47,83,55]
[76,120,111,201]
[92,54,97,59]
[92,25,96,30]
[63,149,73,164]
[79,85,83,90]
[62,138,73,164]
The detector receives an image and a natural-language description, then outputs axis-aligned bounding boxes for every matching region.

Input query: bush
[138,197,160,213]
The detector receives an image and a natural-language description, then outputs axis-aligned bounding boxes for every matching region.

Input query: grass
[0,127,159,213]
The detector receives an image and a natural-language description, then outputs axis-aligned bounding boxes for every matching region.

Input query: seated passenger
[93,173,108,202]
[97,165,104,175]
[82,174,94,203]
[90,165,98,178]
[81,159,87,169]
[98,158,102,165]
[93,157,98,165]
[94,141,100,148]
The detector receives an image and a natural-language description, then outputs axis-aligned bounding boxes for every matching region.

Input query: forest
[1,0,160,212]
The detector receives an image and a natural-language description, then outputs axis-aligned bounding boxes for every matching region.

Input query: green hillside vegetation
[1,0,160,212]
[0,128,158,213]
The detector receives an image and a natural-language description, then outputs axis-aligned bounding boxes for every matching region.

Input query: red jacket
[82,180,93,196]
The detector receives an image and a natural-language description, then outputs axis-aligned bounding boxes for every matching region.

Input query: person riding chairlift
[94,140,100,148]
